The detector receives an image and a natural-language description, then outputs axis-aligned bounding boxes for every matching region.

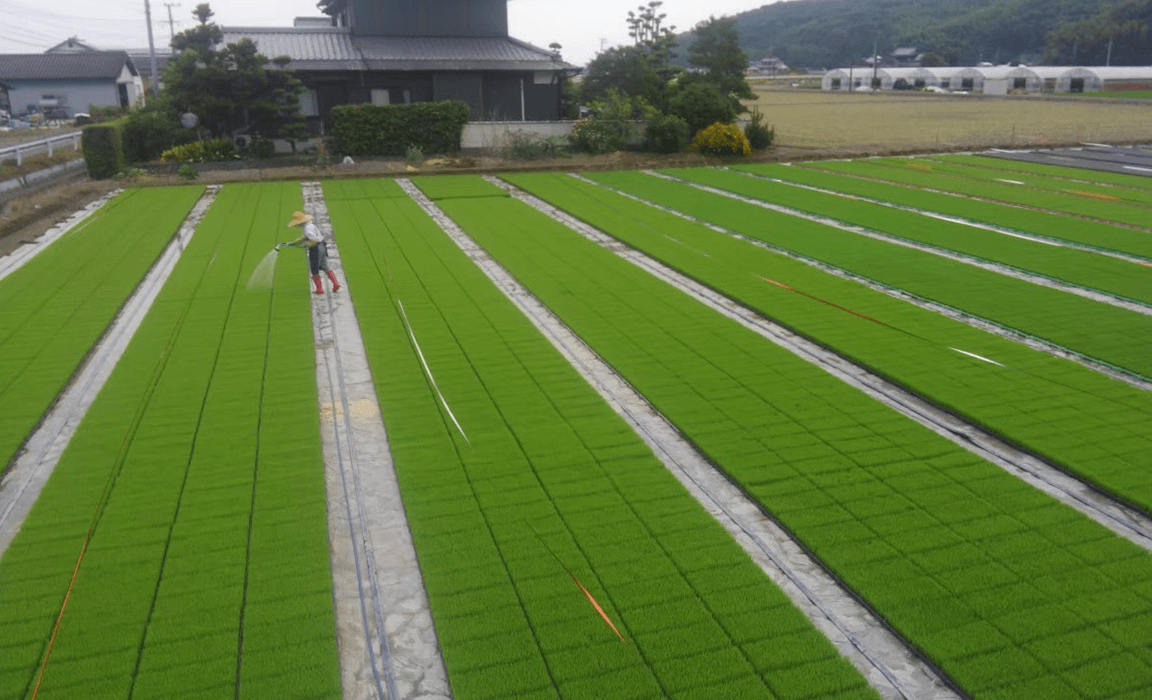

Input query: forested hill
[694,0,1149,68]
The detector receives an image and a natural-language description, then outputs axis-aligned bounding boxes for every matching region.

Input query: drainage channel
[570,173,1152,394]
[402,177,961,700]
[0,185,220,558]
[0,188,122,282]
[301,182,450,700]
[488,174,1152,548]
[649,170,1152,317]
[730,167,1152,268]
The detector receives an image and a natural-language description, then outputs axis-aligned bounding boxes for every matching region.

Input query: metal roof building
[219,0,571,127]
[0,51,143,117]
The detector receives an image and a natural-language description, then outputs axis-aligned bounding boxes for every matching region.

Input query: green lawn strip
[662,166,1152,306]
[0,186,203,473]
[731,163,1152,259]
[879,157,1152,207]
[926,154,1152,194]
[807,159,1152,228]
[0,183,339,700]
[504,171,1152,526]
[411,175,510,200]
[446,174,1152,699]
[584,170,1152,381]
[326,176,877,700]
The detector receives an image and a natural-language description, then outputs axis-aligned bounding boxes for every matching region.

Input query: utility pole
[164,2,181,40]
[144,0,160,97]
[1106,36,1113,67]
[872,35,879,89]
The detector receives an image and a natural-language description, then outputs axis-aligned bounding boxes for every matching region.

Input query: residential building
[221,0,570,131]
[0,52,143,118]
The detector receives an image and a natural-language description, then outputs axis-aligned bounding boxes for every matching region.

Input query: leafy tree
[582,46,664,105]
[170,3,222,58]
[628,1,679,68]
[686,16,753,104]
[583,2,680,109]
[667,81,737,136]
[165,4,307,141]
[1045,0,1151,64]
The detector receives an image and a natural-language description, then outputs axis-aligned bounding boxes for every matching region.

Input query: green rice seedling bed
[0,183,339,700]
[503,171,1152,518]
[661,167,1152,306]
[439,173,1152,699]
[875,157,1152,207]
[928,154,1152,194]
[0,186,202,474]
[581,170,1152,380]
[807,159,1152,228]
[324,176,877,700]
[731,163,1152,259]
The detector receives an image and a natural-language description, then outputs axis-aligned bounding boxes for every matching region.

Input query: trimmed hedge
[81,119,126,179]
[331,100,469,156]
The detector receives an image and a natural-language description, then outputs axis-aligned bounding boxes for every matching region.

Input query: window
[831,78,841,89]
[299,89,319,116]
[533,71,553,85]
[402,89,411,104]
[1013,77,1027,90]
[941,79,950,89]
[371,89,390,106]
[961,77,974,90]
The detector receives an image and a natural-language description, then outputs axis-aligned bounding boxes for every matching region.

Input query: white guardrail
[0,131,83,166]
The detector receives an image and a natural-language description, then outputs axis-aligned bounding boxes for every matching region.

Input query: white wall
[4,79,121,117]
[461,121,576,150]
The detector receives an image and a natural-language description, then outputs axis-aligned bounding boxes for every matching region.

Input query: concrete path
[302,182,450,700]
[0,186,219,557]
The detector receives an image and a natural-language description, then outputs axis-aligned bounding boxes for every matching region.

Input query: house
[891,47,922,66]
[0,52,144,118]
[221,0,570,131]
[45,37,171,94]
[748,57,788,75]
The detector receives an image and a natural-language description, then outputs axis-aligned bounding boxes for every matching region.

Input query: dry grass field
[748,88,1152,153]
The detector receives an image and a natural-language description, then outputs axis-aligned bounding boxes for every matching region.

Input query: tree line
[718,0,1150,68]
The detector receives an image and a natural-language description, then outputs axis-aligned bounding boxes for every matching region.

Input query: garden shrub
[160,139,238,163]
[569,89,655,155]
[250,137,276,159]
[744,108,775,150]
[81,120,126,180]
[505,131,568,159]
[668,82,738,136]
[643,114,690,154]
[330,100,468,156]
[122,110,189,163]
[690,122,751,156]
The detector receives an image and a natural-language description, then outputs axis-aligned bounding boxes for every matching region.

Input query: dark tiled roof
[220,27,569,71]
[0,51,136,80]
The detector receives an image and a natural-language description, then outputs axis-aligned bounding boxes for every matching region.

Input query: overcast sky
[2,0,780,66]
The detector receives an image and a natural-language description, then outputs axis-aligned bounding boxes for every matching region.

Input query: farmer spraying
[280,211,340,294]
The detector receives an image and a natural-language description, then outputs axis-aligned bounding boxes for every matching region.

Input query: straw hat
[287,211,313,227]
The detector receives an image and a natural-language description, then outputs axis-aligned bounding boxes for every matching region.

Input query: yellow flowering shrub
[690,122,751,157]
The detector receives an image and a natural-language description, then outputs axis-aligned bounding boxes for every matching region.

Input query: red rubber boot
[312,275,324,294]
[326,269,341,292]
